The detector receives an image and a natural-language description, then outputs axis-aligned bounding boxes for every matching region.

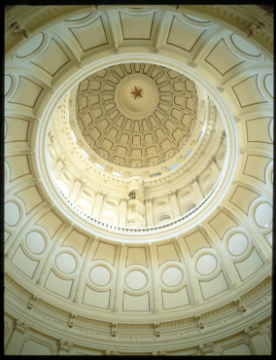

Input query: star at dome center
[131,86,143,100]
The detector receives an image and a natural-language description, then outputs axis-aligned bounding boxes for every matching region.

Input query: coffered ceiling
[4,5,273,356]
[75,63,199,169]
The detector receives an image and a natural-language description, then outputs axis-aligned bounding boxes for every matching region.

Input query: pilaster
[5,320,29,355]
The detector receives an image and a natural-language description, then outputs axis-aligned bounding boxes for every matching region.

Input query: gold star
[131,86,143,100]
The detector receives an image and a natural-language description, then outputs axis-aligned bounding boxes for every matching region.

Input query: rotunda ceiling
[75,63,198,168]
[47,64,228,235]
[4,4,272,356]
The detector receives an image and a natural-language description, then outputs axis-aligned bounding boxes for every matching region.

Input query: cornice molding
[5,5,273,57]
[4,272,271,352]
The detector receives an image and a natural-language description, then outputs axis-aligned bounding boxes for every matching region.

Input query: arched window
[128,191,136,200]
[76,198,92,214]
[182,203,196,214]
[158,214,171,223]
[100,210,118,225]
[55,179,69,196]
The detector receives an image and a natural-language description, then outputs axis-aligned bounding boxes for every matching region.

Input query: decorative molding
[4,4,272,355]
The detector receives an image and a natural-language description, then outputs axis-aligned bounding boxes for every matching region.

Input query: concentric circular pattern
[126,270,148,290]
[55,252,77,274]
[75,63,198,168]
[5,201,20,227]
[162,266,183,287]
[254,202,272,228]
[196,254,217,275]
[227,232,248,256]
[25,232,46,255]
[89,266,111,286]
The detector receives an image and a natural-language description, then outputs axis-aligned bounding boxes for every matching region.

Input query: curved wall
[4,5,273,355]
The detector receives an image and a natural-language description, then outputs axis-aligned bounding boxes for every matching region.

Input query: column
[148,245,162,312]
[92,192,104,218]
[57,340,73,355]
[242,334,255,354]
[119,199,127,226]
[204,224,241,288]
[5,320,29,355]
[198,343,215,355]
[112,245,127,312]
[209,158,220,179]
[53,157,64,178]
[152,10,171,52]
[68,178,82,202]
[35,223,72,286]
[177,238,203,304]
[72,239,98,303]
[127,177,146,226]
[199,342,223,355]
[193,177,203,201]
[212,156,221,173]
[5,202,49,260]
[152,350,166,356]
[260,326,272,354]
[213,344,224,355]
[145,199,154,226]
[245,324,271,355]
[105,350,120,355]
[169,191,181,218]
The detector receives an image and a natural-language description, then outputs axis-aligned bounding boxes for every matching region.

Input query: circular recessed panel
[90,266,111,286]
[162,267,183,287]
[116,74,159,119]
[26,231,46,254]
[196,254,217,275]
[126,270,147,290]
[231,34,261,57]
[56,252,77,273]
[16,33,44,58]
[254,202,272,227]
[5,75,12,96]
[5,201,20,226]
[228,232,248,256]
[264,74,273,98]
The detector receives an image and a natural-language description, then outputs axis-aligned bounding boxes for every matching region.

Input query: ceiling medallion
[131,86,143,100]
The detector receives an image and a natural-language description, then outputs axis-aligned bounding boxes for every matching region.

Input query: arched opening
[128,191,136,200]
